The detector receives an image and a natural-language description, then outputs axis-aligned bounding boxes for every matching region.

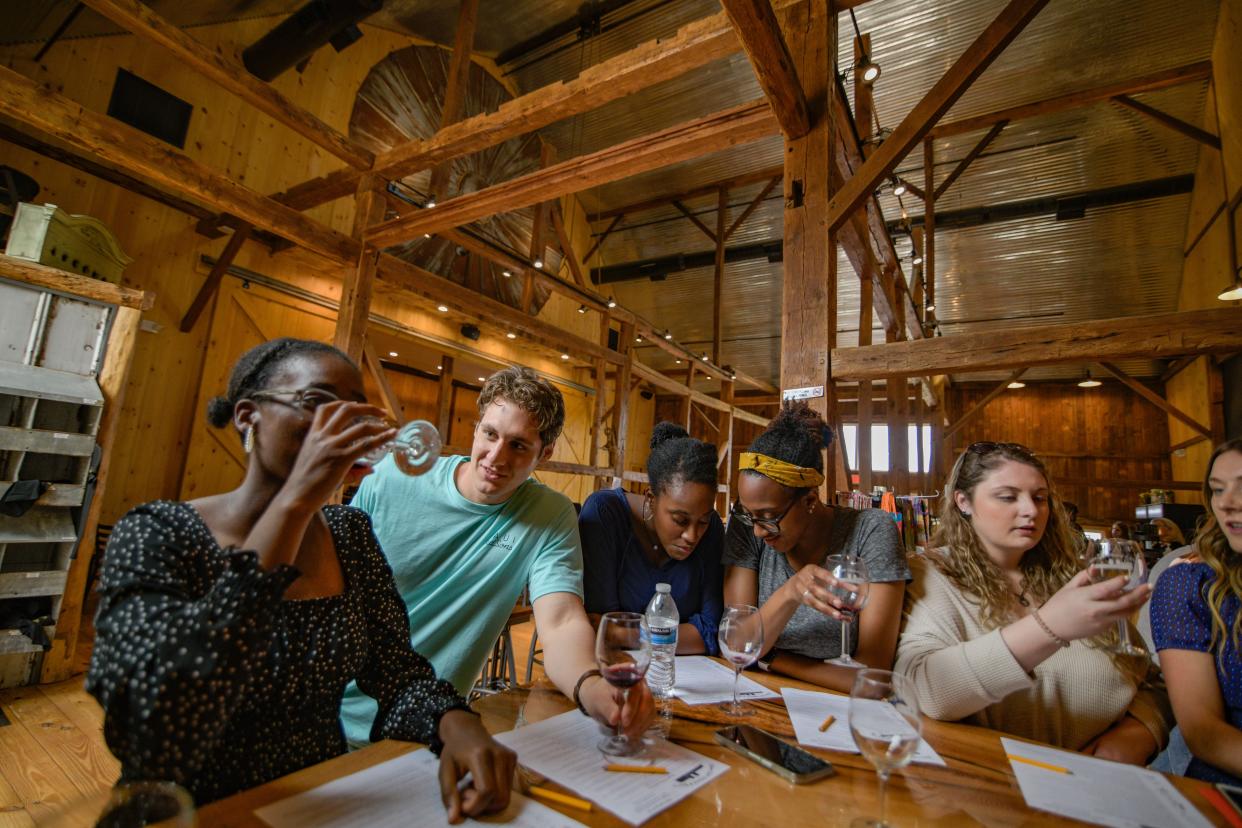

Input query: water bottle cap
[656,583,671,593]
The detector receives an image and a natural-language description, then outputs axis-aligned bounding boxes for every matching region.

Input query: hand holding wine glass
[823,554,871,668]
[849,669,922,828]
[717,604,764,717]
[1086,538,1149,657]
[595,612,652,756]
[355,419,443,476]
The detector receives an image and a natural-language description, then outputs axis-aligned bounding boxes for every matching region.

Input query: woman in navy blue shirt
[1151,437,1242,785]
[580,422,724,654]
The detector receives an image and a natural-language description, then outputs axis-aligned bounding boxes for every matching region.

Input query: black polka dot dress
[86,501,470,805]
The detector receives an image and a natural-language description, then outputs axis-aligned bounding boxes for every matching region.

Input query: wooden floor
[0,619,542,826]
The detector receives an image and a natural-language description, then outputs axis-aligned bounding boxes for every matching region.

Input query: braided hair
[206,338,356,428]
[742,401,833,491]
[646,422,718,496]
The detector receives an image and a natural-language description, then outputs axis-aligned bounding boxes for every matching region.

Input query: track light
[636,335,643,343]
[577,304,587,314]
[675,358,681,364]
[1007,381,1025,389]
[533,258,543,269]
[388,351,398,357]
[437,305,449,312]
[892,178,907,197]
[478,376,486,382]
[436,364,443,371]
[425,199,436,209]
[700,353,709,362]
[1219,276,1242,301]
[506,332,517,339]
[663,330,673,340]
[424,233,431,239]
[925,302,935,312]
[1078,370,1101,388]
[849,9,881,83]
[607,297,617,308]
[912,252,923,266]
[560,353,570,360]
[502,270,512,278]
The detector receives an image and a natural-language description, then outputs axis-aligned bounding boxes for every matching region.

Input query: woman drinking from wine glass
[895,442,1170,764]
[1150,438,1242,784]
[580,422,724,655]
[722,403,908,691]
[87,338,514,820]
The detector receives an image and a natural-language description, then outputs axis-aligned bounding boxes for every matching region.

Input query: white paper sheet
[254,749,584,828]
[1001,737,1212,828]
[672,656,781,706]
[494,710,728,825]
[781,687,947,766]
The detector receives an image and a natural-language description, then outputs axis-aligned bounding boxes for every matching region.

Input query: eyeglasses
[967,441,1038,460]
[731,494,800,536]
[249,386,342,413]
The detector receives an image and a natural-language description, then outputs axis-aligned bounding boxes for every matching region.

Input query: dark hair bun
[769,402,829,449]
[206,396,235,429]
[650,421,690,450]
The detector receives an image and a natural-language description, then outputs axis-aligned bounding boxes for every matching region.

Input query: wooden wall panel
[942,383,1173,523]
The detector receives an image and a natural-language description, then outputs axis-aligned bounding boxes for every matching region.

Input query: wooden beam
[527,141,555,284]
[79,0,373,170]
[549,202,588,288]
[583,215,623,263]
[0,254,151,311]
[857,272,874,493]
[1096,361,1212,439]
[362,339,406,423]
[720,0,810,139]
[1112,94,1221,149]
[612,322,635,484]
[428,0,480,200]
[831,308,1242,380]
[180,223,251,332]
[436,356,455,437]
[781,0,836,492]
[1169,434,1209,453]
[825,0,1050,232]
[0,65,358,264]
[334,175,387,361]
[724,176,780,240]
[933,121,1007,200]
[943,368,1027,440]
[272,5,761,210]
[930,61,1213,138]
[365,100,778,247]
[672,200,718,242]
[596,166,782,220]
[713,187,728,363]
[540,460,617,477]
[923,138,936,322]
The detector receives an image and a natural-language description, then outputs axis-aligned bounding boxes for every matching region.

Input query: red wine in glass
[595,612,652,756]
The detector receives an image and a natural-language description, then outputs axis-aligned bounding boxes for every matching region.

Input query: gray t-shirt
[723,507,910,659]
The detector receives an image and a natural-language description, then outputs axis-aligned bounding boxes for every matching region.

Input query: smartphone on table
[714,724,835,784]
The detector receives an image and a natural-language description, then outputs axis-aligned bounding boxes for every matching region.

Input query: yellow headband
[738,452,825,488]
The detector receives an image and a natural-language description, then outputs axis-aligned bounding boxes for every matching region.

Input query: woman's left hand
[1081,715,1158,766]
[437,709,517,824]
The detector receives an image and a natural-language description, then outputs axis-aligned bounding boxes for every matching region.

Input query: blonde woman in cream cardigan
[895,442,1171,765]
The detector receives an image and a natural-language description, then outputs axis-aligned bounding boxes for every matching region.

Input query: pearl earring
[243,425,255,454]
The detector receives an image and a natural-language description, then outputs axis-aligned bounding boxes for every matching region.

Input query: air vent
[106,68,192,149]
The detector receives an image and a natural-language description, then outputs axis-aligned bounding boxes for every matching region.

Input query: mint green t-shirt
[340,454,583,745]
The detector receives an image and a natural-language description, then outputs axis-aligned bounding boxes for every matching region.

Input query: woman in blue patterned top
[580,422,724,654]
[1151,437,1242,785]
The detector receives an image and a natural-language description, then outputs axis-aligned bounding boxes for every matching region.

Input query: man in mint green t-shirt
[341,366,652,746]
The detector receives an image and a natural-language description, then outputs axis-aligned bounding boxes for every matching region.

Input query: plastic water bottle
[645,583,679,699]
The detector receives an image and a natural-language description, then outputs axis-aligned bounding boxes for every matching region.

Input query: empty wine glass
[717,604,764,717]
[849,669,922,828]
[595,611,652,756]
[824,554,871,668]
[1086,538,1149,657]
[355,419,442,476]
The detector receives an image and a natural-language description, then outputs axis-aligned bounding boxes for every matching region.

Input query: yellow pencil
[527,785,594,811]
[1007,754,1072,775]
[818,714,836,732]
[604,764,668,774]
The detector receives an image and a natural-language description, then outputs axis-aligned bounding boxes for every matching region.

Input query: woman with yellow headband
[722,403,908,691]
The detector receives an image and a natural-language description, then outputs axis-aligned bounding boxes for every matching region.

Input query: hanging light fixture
[1078,369,1101,388]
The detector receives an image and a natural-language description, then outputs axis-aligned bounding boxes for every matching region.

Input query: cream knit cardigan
[895,553,1171,751]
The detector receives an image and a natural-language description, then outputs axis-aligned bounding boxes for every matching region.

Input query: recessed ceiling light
[426,199,436,208]
[437,305,449,312]
[577,304,587,314]
[436,364,443,370]
[663,330,672,340]
[1007,381,1025,389]
[560,353,570,360]
[503,270,512,278]
[635,336,643,343]
[478,376,486,382]
[506,332,517,339]
[533,259,543,269]
[607,297,617,308]
[388,351,398,357]
[424,233,431,239]
[925,303,936,312]
[675,358,681,364]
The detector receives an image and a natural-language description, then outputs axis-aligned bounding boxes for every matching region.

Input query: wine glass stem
[878,769,890,827]
[732,664,741,710]
[1116,619,1131,649]
[617,688,629,740]
[840,618,850,658]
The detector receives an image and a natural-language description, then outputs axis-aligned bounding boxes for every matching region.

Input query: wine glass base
[825,655,866,668]
[717,702,755,717]
[1106,643,1149,658]
[598,734,645,757]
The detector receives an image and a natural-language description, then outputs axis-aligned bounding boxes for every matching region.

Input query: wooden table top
[200,667,1228,827]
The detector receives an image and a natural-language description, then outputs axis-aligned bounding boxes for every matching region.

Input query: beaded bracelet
[1032,609,1070,649]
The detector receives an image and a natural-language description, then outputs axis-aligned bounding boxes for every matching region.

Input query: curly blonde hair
[1193,438,1242,653]
[930,443,1082,630]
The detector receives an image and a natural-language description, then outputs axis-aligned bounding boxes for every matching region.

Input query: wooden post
[41,303,143,683]
[915,396,926,491]
[334,174,387,362]
[857,275,874,494]
[362,339,406,422]
[923,138,935,322]
[720,377,735,512]
[683,364,696,430]
[591,315,610,490]
[713,186,728,363]
[780,0,837,495]
[523,142,556,312]
[612,322,635,487]
[436,356,455,439]
[428,0,480,201]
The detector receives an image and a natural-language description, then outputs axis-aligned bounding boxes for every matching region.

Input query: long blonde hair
[1194,438,1242,652]
[930,443,1081,630]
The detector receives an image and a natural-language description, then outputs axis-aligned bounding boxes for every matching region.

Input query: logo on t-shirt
[487,533,516,552]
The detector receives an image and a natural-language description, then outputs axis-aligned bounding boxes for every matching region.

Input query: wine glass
[356,419,443,476]
[717,604,764,716]
[1086,538,1149,657]
[595,611,652,756]
[849,669,922,828]
[824,554,871,668]
[42,781,195,827]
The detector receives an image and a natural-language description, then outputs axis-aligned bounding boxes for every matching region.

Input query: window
[841,423,931,473]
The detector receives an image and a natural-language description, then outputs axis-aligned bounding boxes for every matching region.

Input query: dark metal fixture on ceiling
[242,0,383,81]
